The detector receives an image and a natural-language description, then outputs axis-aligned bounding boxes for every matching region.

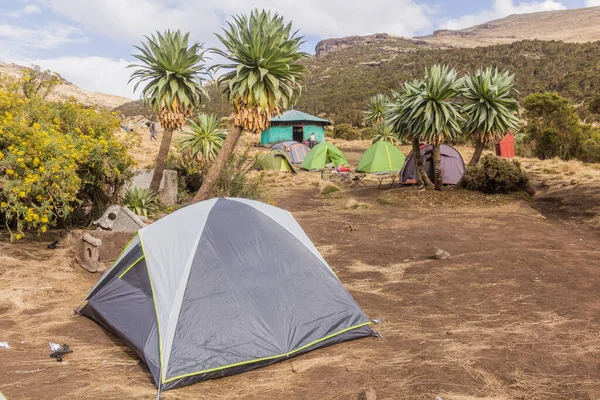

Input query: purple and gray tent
[271,140,310,164]
[400,144,466,185]
[77,198,373,394]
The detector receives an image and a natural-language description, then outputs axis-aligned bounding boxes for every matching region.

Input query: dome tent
[400,144,465,185]
[77,198,372,394]
[259,150,296,174]
[301,142,349,171]
[271,141,310,164]
[356,141,405,174]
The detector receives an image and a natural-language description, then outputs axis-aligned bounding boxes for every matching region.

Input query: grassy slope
[185,40,600,125]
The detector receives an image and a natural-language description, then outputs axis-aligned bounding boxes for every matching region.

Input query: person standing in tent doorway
[309,132,316,148]
[149,121,157,141]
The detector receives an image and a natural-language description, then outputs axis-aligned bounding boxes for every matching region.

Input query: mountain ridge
[315,6,600,57]
[0,61,131,109]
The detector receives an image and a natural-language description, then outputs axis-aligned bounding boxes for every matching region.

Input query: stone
[93,205,145,232]
[434,249,451,260]
[82,232,102,247]
[69,230,136,273]
[130,169,178,206]
[357,388,377,400]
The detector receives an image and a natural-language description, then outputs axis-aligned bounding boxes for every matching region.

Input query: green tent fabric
[356,142,406,174]
[301,142,349,171]
[260,150,297,174]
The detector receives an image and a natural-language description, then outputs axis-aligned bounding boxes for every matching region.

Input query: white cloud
[7,4,42,18]
[35,0,433,45]
[0,23,87,51]
[440,0,566,30]
[585,0,600,6]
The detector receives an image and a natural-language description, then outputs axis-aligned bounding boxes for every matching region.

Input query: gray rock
[82,232,102,247]
[358,388,376,400]
[434,249,450,260]
[93,205,145,232]
[130,169,178,206]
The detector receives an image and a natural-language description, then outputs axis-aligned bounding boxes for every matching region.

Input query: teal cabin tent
[260,109,331,145]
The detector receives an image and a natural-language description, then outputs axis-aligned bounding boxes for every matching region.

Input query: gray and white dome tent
[77,198,373,393]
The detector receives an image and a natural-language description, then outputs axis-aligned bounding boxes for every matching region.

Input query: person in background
[149,121,157,141]
[309,132,316,148]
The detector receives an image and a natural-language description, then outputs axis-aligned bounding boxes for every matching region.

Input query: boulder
[130,169,178,205]
[93,205,145,232]
[434,249,451,260]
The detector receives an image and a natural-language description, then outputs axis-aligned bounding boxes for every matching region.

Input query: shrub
[0,76,136,240]
[462,155,534,195]
[212,149,264,200]
[320,183,340,195]
[361,127,375,140]
[519,92,600,162]
[122,187,158,218]
[333,123,360,140]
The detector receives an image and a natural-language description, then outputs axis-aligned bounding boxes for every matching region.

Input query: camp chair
[373,172,398,189]
[350,172,367,188]
[330,166,353,183]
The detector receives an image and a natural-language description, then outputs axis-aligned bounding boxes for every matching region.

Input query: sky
[0,0,596,99]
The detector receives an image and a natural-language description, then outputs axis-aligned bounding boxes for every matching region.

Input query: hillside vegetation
[185,40,600,125]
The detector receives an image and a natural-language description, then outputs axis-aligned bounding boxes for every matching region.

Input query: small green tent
[356,142,405,174]
[260,150,296,174]
[301,142,349,171]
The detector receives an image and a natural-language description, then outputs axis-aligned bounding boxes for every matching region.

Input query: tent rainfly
[400,144,466,185]
[271,141,310,164]
[77,198,373,394]
[356,141,405,174]
[301,142,349,171]
[259,150,297,174]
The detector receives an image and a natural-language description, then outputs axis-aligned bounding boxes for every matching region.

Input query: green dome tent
[356,142,405,174]
[301,142,349,171]
[259,150,296,174]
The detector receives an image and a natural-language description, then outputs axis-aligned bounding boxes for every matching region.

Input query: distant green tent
[260,150,296,174]
[356,142,405,174]
[301,142,349,171]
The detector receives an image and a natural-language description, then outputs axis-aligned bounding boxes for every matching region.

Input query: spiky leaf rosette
[462,67,521,142]
[397,65,464,145]
[364,94,389,127]
[213,9,308,133]
[179,113,227,166]
[129,30,210,131]
[372,122,399,144]
[386,80,424,141]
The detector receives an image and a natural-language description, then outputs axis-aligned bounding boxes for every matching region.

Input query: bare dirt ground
[1,142,599,400]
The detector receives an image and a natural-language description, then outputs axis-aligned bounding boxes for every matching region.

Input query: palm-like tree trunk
[469,137,486,166]
[412,138,432,187]
[149,128,174,193]
[193,125,243,202]
[432,142,443,191]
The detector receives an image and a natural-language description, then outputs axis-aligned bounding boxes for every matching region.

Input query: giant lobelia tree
[129,30,210,193]
[400,65,463,191]
[462,67,521,167]
[387,81,432,187]
[194,9,307,202]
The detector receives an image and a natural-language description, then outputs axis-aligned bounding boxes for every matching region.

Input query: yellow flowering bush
[0,77,136,240]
